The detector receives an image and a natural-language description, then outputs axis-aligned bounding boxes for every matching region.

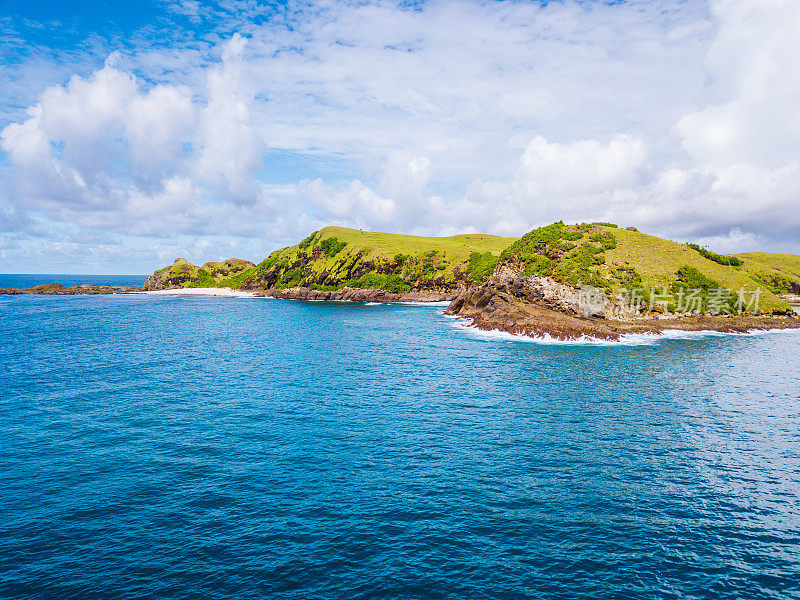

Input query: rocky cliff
[444,222,798,340]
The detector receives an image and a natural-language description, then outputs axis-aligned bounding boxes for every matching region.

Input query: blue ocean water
[0,274,146,288]
[1,293,799,600]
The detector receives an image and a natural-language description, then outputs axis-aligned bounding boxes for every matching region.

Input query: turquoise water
[1,293,800,599]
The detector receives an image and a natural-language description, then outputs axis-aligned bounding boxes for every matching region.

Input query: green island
[144,222,797,312]
[5,222,798,341]
[440,223,799,340]
[140,221,800,340]
[144,226,516,295]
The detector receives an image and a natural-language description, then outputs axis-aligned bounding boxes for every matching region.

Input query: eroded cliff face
[444,266,800,341]
[446,264,582,318]
[443,265,612,339]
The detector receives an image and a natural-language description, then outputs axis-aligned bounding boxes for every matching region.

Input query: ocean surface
[1,292,800,600]
[0,274,146,288]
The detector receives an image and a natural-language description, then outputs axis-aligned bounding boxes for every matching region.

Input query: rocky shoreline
[0,283,144,295]
[253,285,456,303]
[3,281,799,342]
[0,283,454,303]
[446,294,800,341]
[445,275,800,341]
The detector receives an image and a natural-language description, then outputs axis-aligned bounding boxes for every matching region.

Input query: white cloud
[516,134,647,197]
[237,0,708,182]
[194,34,265,204]
[676,0,800,168]
[2,0,800,271]
[126,84,195,184]
[303,179,397,228]
[0,36,268,242]
[693,228,759,254]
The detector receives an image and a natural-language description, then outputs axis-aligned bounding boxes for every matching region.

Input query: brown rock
[0,284,143,295]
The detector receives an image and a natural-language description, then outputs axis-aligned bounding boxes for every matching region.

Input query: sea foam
[447,317,800,346]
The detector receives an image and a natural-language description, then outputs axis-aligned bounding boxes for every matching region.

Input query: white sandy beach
[143,287,257,298]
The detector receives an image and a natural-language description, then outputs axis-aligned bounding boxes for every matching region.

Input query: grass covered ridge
[146,226,515,292]
[497,221,788,313]
[144,257,255,290]
[605,227,787,312]
[242,226,516,291]
[732,252,800,295]
[143,224,793,312]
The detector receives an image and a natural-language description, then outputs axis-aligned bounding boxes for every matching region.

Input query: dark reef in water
[0,283,143,295]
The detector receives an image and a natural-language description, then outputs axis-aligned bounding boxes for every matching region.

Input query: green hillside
[143,223,792,313]
[145,226,516,292]
[497,221,788,313]
[144,258,255,290]
[733,252,800,295]
[240,226,516,292]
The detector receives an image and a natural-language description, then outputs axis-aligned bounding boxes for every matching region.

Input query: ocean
[1,292,799,599]
[0,274,146,288]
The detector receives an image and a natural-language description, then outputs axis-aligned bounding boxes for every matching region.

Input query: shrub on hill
[188,269,216,288]
[669,265,734,313]
[319,237,348,256]
[298,232,318,250]
[466,251,499,283]
[687,243,742,267]
[746,273,800,295]
[499,221,618,289]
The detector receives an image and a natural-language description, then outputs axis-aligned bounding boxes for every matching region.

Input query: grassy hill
[732,252,800,295]
[497,222,789,313]
[239,226,516,292]
[143,223,791,313]
[145,226,515,292]
[144,258,255,290]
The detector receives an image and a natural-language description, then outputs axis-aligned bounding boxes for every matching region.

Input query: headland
[3,222,799,341]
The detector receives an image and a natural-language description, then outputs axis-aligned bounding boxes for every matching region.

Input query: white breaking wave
[447,317,800,346]
[401,300,452,307]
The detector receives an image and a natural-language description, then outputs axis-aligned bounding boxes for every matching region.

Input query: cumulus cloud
[303,179,396,228]
[194,34,264,204]
[676,0,800,168]
[238,0,708,182]
[516,134,647,198]
[2,0,800,271]
[0,36,267,243]
[303,0,800,251]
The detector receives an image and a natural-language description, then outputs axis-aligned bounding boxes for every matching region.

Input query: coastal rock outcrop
[445,274,800,341]
[259,286,455,303]
[445,221,800,340]
[0,284,142,295]
[444,274,618,340]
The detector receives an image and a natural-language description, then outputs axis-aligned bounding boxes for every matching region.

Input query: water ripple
[1,295,799,599]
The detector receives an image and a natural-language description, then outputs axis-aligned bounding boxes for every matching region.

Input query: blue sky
[1,0,799,273]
